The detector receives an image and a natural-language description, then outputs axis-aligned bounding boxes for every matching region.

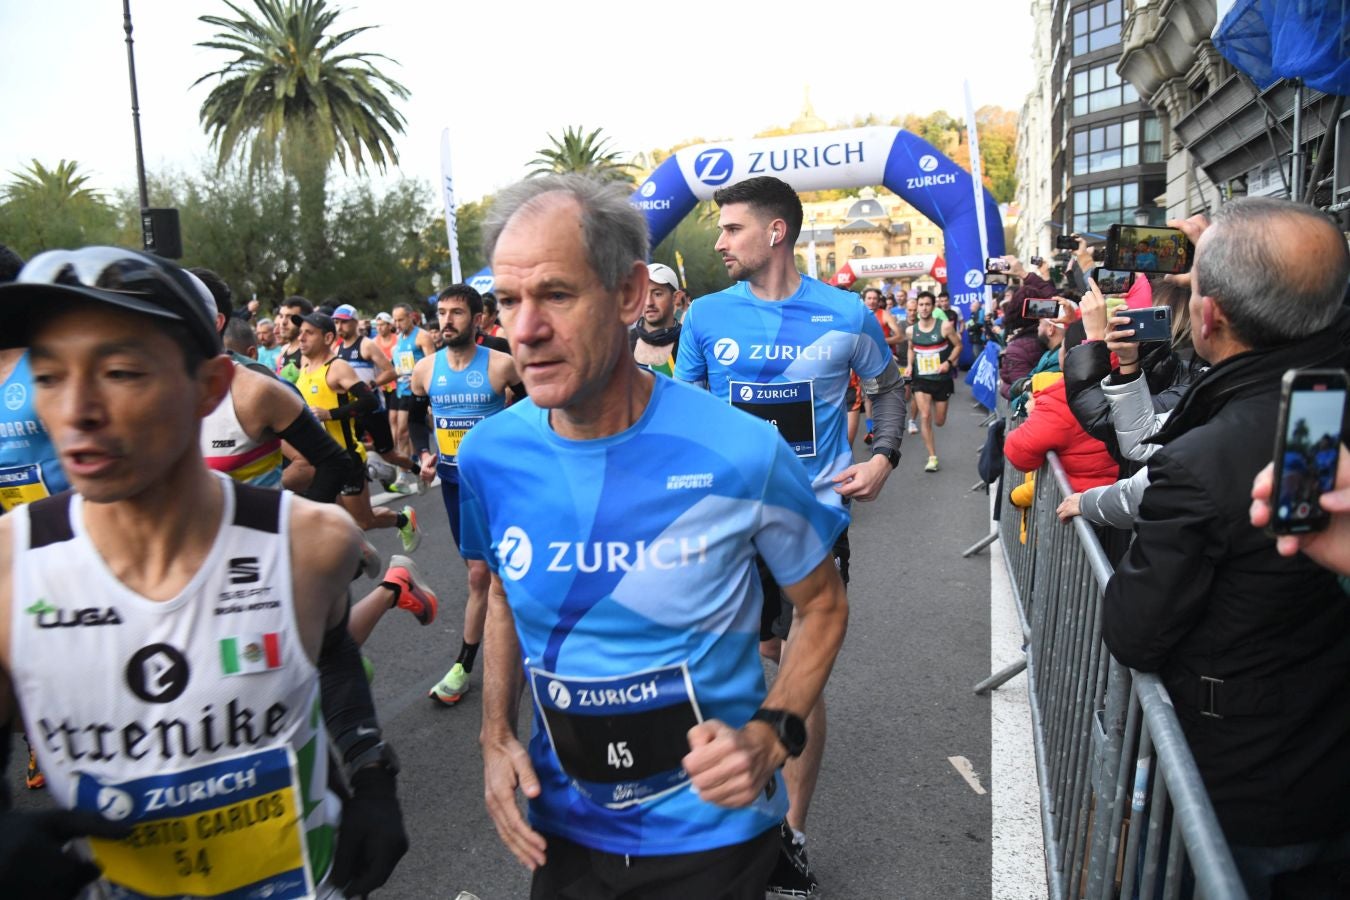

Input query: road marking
[948,755,987,794]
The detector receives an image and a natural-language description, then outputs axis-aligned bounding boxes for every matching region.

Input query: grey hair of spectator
[482,173,649,294]
[256,317,274,329]
[1195,196,1349,349]
[223,318,257,356]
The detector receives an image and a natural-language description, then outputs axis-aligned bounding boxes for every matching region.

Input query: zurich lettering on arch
[623,126,1004,364]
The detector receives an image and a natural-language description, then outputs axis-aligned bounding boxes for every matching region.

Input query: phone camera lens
[1155,310,1167,320]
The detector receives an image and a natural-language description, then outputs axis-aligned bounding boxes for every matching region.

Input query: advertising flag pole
[440,128,463,285]
[963,80,993,317]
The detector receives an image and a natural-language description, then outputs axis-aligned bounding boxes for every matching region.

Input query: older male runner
[468,174,848,900]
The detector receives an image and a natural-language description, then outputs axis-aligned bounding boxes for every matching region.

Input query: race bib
[75,747,315,900]
[529,664,703,809]
[915,347,943,377]
[395,350,416,376]
[435,415,484,466]
[0,463,49,512]
[729,380,817,458]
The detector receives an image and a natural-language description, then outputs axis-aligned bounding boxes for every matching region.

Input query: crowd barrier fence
[976,444,1247,899]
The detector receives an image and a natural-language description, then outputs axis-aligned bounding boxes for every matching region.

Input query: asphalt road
[12,383,1002,899]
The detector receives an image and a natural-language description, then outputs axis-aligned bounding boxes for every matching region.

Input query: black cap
[298,311,336,334]
[0,246,222,356]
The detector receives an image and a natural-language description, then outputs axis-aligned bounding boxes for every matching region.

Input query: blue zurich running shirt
[1,352,68,512]
[457,376,847,855]
[674,275,892,509]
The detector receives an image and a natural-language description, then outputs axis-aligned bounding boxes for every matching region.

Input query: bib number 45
[607,742,634,769]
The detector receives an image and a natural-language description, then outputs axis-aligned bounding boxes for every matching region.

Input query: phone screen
[1093,268,1135,295]
[1106,225,1193,274]
[1024,298,1059,319]
[1273,373,1347,533]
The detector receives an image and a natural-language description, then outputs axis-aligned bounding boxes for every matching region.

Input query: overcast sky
[2,1,1035,205]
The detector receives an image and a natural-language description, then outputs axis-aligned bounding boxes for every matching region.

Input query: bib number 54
[607,742,634,769]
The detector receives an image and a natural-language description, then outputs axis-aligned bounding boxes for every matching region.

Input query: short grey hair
[256,317,274,328]
[483,173,648,293]
[1196,196,1348,348]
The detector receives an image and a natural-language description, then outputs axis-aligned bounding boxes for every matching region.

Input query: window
[1071,181,1140,234]
[1072,116,1160,175]
[1072,62,1138,116]
[1072,0,1122,55]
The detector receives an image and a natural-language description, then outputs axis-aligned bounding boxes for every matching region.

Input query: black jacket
[1064,340,1207,467]
[1102,309,1350,847]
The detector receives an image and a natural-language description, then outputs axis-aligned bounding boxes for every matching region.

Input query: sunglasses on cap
[0,246,221,356]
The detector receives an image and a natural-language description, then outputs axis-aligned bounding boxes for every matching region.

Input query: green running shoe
[397,505,421,553]
[429,662,471,706]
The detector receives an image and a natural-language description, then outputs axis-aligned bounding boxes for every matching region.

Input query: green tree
[0,160,122,256]
[527,126,635,185]
[651,201,731,299]
[194,0,409,284]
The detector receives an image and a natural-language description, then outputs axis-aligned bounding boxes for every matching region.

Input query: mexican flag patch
[220,633,282,675]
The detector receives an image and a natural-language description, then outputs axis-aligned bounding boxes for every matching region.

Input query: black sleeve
[277,410,350,504]
[1063,341,1123,453]
[406,394,432,458]
[332,381,377,420]
[319,601,383,765]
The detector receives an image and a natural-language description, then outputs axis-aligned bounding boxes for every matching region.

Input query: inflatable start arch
[632,126,1004,318]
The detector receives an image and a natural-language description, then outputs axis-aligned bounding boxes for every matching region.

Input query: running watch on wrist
[345,740,400,781]
[872,446,900,469]
[750,708,807,758]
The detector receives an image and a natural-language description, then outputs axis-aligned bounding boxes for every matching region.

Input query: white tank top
[9,475,341,899]
[200,372,285,489]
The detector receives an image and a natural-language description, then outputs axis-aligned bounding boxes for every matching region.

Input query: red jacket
[1004,378,1118,492]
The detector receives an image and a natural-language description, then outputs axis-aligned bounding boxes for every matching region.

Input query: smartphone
[1092,267,1136,295]
[986,257,1011,274]
[1270,369,1348,534]
[1055,235,1079,251]
[1023,298,1059,319]
[1116,306,1172,342]
[1104,224,1194,274]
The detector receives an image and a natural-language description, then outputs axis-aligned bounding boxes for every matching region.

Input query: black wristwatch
[345,740,400,781]
[872,446,900,469]
[750,708,807,758]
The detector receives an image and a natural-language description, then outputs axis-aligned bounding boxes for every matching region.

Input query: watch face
[783,715,807,751]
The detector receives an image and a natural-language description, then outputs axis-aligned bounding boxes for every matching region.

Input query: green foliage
[0,160,122,256]
[527,126,635,185]
[194,0,408,176]
[651,201,731,300]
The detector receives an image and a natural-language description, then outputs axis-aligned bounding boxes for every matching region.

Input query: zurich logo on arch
[640,181,657,198]
[918,155,939,173]
[964,269,984,289]
[694,148,734,187]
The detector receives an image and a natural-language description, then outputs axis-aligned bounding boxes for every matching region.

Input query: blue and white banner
[440,128,463,285]
[631,126,1003,322]
[965,341,1000,412]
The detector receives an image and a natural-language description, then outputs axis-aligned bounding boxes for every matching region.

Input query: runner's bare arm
[316,358,377,424]
[288,498,364,658]
[0,515,14,728]
[364,339,398,388]
[480,572,546,869]
[416,329,437,358]
[944,321,964,372]
[684,555,847,807]
[488,349,525,399]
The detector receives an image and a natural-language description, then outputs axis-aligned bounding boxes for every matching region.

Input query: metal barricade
[980,445,1247,899]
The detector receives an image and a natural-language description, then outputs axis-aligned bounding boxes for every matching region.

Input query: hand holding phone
[1115,306,1172,343]
[1252,444,1350,573]
[1023,298,1060,319]
[1267,369,1349,536]
[1104,224,1194,274]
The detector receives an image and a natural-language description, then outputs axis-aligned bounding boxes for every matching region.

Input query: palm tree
[193,0,409,276]
[0,160,119,256]
[527,126,635,185]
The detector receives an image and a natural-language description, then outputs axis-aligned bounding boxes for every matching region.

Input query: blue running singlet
[392,327,425,398]
[428,346,506,484]
[457,376,847,855]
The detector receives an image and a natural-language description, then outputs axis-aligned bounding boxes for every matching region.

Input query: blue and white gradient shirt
[674,275,892,509]
[457,376,847,855]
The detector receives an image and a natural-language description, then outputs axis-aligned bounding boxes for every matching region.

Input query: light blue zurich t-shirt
[456,375,847,856]
[674,275,892,509]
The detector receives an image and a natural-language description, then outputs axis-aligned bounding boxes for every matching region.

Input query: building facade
[795,187,947,288]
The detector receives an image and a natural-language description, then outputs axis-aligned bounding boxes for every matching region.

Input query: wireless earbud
[769,232,778,247]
